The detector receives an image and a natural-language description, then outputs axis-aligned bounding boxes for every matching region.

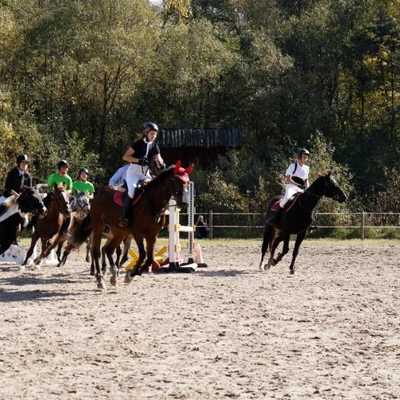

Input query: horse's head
[172,160,194,207]
[322,172,347,203]
[18,187,48,217]
[71,192,90,218]
[148,154,166,177]
[54,184,71,217]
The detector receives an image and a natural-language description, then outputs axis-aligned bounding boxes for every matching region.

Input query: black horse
[0,187,47,256]
[259,173,347,275]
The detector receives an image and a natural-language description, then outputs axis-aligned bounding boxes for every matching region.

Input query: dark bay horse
[259,173,347,275]
[22,184,71,267]
[0,188,47,256]
[71,161,194,289]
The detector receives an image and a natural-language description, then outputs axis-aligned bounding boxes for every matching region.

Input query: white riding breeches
[125,163,151,198]
[279,184,304,208]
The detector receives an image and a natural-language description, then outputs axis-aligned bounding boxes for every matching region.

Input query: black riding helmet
[57,159,69,170]
[143,122,159,133]
[17,154,30,165]
[79,167,89,175]
[297,148,310,156]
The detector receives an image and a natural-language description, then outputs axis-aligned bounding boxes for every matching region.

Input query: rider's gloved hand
[142,156,149,166]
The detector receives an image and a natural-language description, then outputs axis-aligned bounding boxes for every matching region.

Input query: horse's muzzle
[38,206,48,218]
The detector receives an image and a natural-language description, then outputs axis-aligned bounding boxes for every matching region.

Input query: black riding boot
[266,207,283,226]
[119,196,133,227]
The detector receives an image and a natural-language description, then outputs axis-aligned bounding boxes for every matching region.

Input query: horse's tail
[259,196,281,269]
[71,214,93,246]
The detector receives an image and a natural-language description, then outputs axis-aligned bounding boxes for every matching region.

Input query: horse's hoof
[124,272,133,285]
[259,264,267,271]
[97,278,106,290]
[18,265,26,272]
[110,274,117,286]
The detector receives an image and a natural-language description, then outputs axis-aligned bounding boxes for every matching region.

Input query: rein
[298,185,324,213]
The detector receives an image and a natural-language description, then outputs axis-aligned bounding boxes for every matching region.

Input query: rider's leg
[266,187,292,226]
[119,194,134,227]
[119,166,137,227]
[266,205,283,225]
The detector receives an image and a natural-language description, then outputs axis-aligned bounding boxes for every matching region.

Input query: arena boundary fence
[185,211,400,240]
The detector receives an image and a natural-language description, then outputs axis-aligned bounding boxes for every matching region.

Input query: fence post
[360,211,365,240]
[209,210,213,239]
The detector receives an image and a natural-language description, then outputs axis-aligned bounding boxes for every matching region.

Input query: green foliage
[0,0,399,220]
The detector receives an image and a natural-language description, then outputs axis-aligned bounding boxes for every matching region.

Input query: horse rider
[0,154,33,244]
[68,167,95,233]
[72,168,95,200]
[0,154,32,204]
[43,159,73,207]
[119,122,164,227]
[266,148,310,226]
[47,160,73,192]
[108,163,129,187]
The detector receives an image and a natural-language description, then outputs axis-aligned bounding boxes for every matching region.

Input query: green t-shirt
[72,180,95,196]
[47,173,73,191]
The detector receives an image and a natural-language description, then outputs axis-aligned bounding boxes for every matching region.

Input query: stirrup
[118,217,129,227]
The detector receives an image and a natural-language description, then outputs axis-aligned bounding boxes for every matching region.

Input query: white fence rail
[189,211,400,239]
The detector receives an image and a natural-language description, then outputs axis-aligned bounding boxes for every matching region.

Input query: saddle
[113,188,144,207]
[271,192,302,212]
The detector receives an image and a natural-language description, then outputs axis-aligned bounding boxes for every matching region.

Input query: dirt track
[0,241,399,399]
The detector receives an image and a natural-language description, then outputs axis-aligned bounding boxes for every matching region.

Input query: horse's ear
[174,160,182,173]
[185,163,194,175]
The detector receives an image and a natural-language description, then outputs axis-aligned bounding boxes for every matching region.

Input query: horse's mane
[144,164,175,191]
[306,173,329,190]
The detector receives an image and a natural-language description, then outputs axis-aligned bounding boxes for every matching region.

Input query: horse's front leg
[271,233,290,266]
[56,240,64,262]
[91,228,106,289]
[107,235,125,286]
[43,232,63,258]
[289,231,307,275]
[21,233,39,267]
[124,237,146,285]
[141,236,157,273]
[32,237,52,267]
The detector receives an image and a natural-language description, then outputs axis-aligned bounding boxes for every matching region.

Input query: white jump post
[168,181,197,272]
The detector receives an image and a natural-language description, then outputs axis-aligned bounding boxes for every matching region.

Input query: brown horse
[71,161,193,289]
[22,184,71,267]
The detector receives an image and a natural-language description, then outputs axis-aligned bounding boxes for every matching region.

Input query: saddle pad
[113,191,143,207]
[271,200,281,212]
[271,193,302,212]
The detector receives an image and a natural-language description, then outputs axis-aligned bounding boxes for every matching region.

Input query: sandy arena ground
[0,241,399,399]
